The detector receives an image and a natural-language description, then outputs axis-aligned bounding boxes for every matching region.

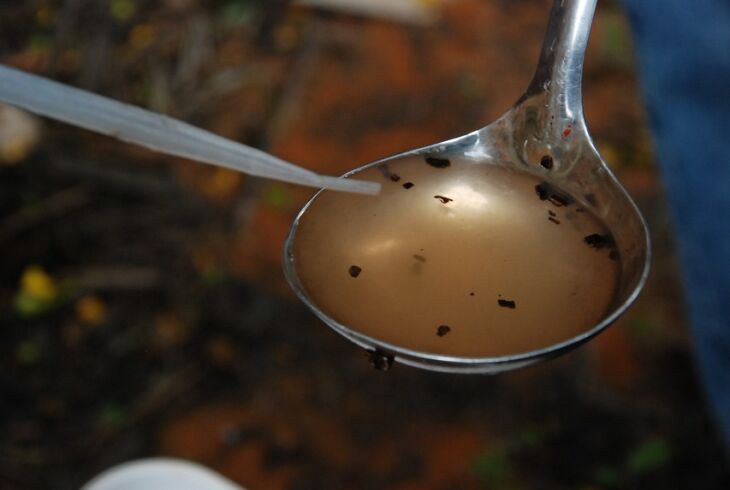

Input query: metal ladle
[283,0,650,373]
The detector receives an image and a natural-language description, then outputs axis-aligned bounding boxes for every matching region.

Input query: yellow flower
[15,265,59,317]
[21,266,57,302]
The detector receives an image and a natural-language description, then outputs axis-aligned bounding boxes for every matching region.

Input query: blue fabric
[621,0,730,447]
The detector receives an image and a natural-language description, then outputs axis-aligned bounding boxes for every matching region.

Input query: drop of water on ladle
[283,0,650,373]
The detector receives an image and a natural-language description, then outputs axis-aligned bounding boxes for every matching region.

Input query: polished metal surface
[283,0,651,373]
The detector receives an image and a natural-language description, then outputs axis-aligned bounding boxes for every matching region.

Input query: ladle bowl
[283,0,650,373]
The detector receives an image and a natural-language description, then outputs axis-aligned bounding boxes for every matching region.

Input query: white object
[0,65,379,195]
[297,0,442,24]
[81,458,246,490]
[0,102,41,163]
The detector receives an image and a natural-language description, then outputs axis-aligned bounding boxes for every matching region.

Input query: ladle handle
[525,0,597,122]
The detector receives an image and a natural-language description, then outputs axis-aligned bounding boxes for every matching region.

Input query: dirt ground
[1,1,728,489]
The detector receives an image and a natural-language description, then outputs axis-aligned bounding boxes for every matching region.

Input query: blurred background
[0,0,728,488]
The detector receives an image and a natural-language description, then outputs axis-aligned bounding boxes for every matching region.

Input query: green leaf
[594,465,621,488]
[202,265,227,287]
[471,448,512,487]
[516,425,549,450]
[14,292,52,318]
[97,403,128,428]
[110,0,136,22]
[220,0,254,25]
[599,14,630,64]
[626,438,672,474]
[627,317,659,340]
[16,340,41,365]
[263,184,290,210]
[29,34,52,53]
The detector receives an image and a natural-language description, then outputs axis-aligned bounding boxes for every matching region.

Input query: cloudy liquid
[291,155,620,357]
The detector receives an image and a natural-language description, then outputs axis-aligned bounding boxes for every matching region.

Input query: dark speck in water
[535,183,550,200]
[535,182,574,206]
[390,174,401,182]
[367,349,394,371]
[412,254,426,262]
[498,299,516,309]
[436,325,451,337]
[540,155,554,169]
[348,265,362,277]
[548,216,561,224]
[548,210,556,217]
[584,233,614,249]
[403,182,414,189]
[425,156,451,168]
[434,195,453,204]
[470,292,475,296]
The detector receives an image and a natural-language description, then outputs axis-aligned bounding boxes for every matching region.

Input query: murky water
[291,155,620,357]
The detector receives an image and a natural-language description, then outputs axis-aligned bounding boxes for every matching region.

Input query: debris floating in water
[535,182,574,207]
[436,325,451,337]
[434,195,453,204]
[584,233,613,249]
[497,298,516,309]
[425,156,451,168]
